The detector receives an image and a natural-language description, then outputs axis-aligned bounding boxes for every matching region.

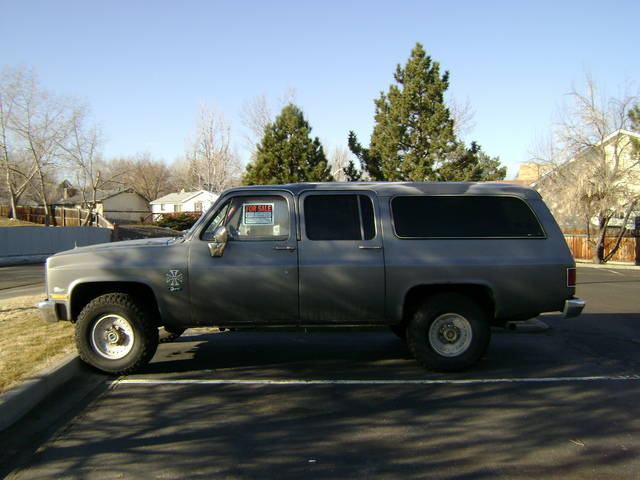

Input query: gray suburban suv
[38,182,585,374]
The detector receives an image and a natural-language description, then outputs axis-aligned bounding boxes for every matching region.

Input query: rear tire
[407,293,490,372]
[75,293,159,375]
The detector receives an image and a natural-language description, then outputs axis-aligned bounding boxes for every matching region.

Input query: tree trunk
[37,169,50,216]
[593,216,607,264]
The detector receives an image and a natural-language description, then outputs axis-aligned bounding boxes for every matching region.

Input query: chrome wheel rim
[428,313,472,357]
[90,314,135,360]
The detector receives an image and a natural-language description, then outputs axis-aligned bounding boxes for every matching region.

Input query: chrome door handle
[358,245,383,249]
[274,246,296,251]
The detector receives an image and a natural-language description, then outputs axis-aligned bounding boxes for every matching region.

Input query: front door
[297,191,386,324]
[188,191,299,325]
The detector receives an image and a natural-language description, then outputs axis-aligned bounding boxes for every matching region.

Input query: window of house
[160,204,166,212]
[194,201,203,212]
[391,195,545,238]
[174,204,183,213]
[201,195,290,241]
[304,194,375,241]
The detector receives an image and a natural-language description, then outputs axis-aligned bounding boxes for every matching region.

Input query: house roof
[55,189,144,205]
[150,190,218,205]
[530,129,640,188]
[600,129,640,146]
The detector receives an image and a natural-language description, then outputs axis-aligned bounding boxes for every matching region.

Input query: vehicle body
[38,182,585,374]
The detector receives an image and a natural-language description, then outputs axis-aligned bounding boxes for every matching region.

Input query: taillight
[567,268,577,287]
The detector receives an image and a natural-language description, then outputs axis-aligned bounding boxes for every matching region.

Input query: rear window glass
[391,196,545,238]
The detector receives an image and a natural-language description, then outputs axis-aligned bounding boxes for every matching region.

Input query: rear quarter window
[391,195,545,238]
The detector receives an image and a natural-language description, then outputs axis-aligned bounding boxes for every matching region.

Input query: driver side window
[201,195,290,241]
[201,200,231,241]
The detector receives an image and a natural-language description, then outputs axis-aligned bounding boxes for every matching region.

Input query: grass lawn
[0,294,74,394]
[0,216,43,227]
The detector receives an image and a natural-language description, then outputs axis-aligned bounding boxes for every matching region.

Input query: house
[529,129,640,229]
[55,188,150,224]
[150,190,218,220]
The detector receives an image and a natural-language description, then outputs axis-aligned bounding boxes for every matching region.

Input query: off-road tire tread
[75,293,159,375]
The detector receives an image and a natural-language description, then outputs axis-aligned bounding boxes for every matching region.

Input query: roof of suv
[227,182,541,199]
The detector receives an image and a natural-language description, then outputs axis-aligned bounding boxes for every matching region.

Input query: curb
[0,354,93,432]
[576,261,639,270]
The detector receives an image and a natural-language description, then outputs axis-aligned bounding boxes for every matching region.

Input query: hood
[52,237,176,257]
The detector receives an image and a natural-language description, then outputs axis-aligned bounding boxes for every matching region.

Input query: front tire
[407,293,490,372]
[75,293,159,375]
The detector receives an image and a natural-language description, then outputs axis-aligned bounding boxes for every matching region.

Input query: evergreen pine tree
[630,105,640,129]
[438,142,507,181]
[243,104,333,185]
[348,43,506,182]
[349,43,457,181]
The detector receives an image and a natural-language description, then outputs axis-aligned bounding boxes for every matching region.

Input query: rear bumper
[563,298,586,318]
[37,300,60,323]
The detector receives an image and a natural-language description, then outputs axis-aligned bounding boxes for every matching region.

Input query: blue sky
[2,0,638,178]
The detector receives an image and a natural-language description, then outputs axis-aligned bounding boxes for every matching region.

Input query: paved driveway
[4,265,640,479]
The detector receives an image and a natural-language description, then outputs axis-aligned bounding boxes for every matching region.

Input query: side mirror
[208,226,228,257]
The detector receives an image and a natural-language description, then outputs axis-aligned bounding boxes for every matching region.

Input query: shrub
[155,212,200,231]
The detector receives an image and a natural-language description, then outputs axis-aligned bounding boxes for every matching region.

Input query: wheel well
[70,282,161,324]
[402,284,496,326]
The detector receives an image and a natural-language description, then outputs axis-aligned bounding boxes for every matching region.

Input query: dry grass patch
[0,216,43,227]
[0,294,74,394]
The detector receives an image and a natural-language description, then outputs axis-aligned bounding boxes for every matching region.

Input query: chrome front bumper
[563,298,586,318]
[37,300,59,323]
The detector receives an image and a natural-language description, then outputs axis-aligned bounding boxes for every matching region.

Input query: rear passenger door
[298,191,385,324]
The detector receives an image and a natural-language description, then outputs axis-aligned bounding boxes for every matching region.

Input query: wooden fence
[564,234,639,264]
[0,205,114,229]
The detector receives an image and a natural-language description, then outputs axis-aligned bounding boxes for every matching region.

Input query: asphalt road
[0,264,45,300]
[3,265,640,479]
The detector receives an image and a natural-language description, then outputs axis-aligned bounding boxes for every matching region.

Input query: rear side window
[305,195,375,240]
[391,196,545,238]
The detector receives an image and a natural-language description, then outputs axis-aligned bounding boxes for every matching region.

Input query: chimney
[63,187,78,199]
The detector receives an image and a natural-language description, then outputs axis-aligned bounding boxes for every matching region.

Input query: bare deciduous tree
[0,67,81,218]
[108,153,176,203]
[1,68,43,217]
[180,105,241,193]
[57,107,118,224]
[240,88,297,155]
[532,75,640,263]
[447,95,476,139]
[328,146,353,181]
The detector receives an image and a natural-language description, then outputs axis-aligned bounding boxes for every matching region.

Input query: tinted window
[305,195,375,240]
[360,196,375,240]
[392,196,544,238]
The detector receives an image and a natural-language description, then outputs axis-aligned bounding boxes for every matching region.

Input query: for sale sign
[242,203,274,225]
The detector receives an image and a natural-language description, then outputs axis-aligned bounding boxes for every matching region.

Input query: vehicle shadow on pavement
[9,372,640,479]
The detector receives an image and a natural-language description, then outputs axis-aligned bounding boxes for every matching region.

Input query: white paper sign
[242,203,274,225]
